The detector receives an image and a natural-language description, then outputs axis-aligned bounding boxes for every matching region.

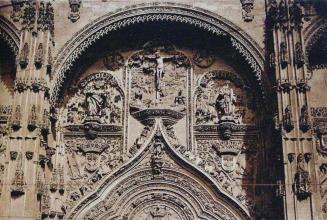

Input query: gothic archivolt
[46,34,263,219]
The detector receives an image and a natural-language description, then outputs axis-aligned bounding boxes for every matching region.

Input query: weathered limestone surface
[0,0,326,219]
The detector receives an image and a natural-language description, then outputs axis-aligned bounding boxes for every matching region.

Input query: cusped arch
[0,16,20,56]
[50,2,266,107]
[67,120,250,220]
[304,17,327,69]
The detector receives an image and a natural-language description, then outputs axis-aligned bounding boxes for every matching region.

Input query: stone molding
[50,2,266,106]
[0,16,20,55]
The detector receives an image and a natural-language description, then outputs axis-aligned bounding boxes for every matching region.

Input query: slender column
[1,1,55,219]
[268,1,319,219]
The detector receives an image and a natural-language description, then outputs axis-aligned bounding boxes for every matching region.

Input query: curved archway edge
[50,2,266,106]
[0,16,20,56]
[68,119,250,220]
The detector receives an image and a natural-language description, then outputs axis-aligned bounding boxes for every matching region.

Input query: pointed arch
[0,16,20,56]
[66,119,250,219]
[50,2,267,107]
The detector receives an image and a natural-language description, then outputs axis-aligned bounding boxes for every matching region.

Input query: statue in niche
[144,50,175,99]
[294,153,311,200]
[85,85,105,118]
[215,84,237,119]
[65,73,123,125]
[280,42,288,67]
[283,105,294,131]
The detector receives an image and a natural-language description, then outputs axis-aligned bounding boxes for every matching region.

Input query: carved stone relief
[54,41,261,220]
[311,107,327,156]
[240,0,255,22]
[62,72,123,126]
[76,125,242,220]
[103,52,124,71]
[128,40,190,126]
[59,72,126,215]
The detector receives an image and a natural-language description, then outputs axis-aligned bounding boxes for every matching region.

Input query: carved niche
[194,70,255,139]
[60,72,126,215]
[191,70,258,213]
[128,39,190,126]
[294,154,311,200]
[63,72,123,127]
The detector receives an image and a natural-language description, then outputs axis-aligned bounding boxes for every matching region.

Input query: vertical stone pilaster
[2,1,55,219]
[268,0,318,219]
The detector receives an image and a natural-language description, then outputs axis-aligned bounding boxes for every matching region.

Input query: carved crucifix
[145,51,175,99]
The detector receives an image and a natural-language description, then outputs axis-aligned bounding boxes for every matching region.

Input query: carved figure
[240,0,255,22]
[283,105,294,131]
[34,43,44,68]
[299,105,310,132]
[294,42,304,67]
[145,51,175,99]
[19,43,29,68]
[151,139,164,175]
[68,0,81,22]
[215,84,237,118]
[103,52,124,71]
[280,42,288,67]
[11,154,26,196]
[294,154,311,200]
[192,50,215,68]
[85,152,100,172]
[85,87,105,118]
[145,206,170,220]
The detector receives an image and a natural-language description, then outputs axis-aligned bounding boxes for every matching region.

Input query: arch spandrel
[50,2,268,107]
[67,120,249,220]
[50,5,266,220]
[0,16,20,56]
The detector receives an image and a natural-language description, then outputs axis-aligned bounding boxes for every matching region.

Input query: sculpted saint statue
[215,84,236,117]
[85,86,104,117]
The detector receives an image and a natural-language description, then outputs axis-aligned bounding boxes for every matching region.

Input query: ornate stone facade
[0,0,326,219]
